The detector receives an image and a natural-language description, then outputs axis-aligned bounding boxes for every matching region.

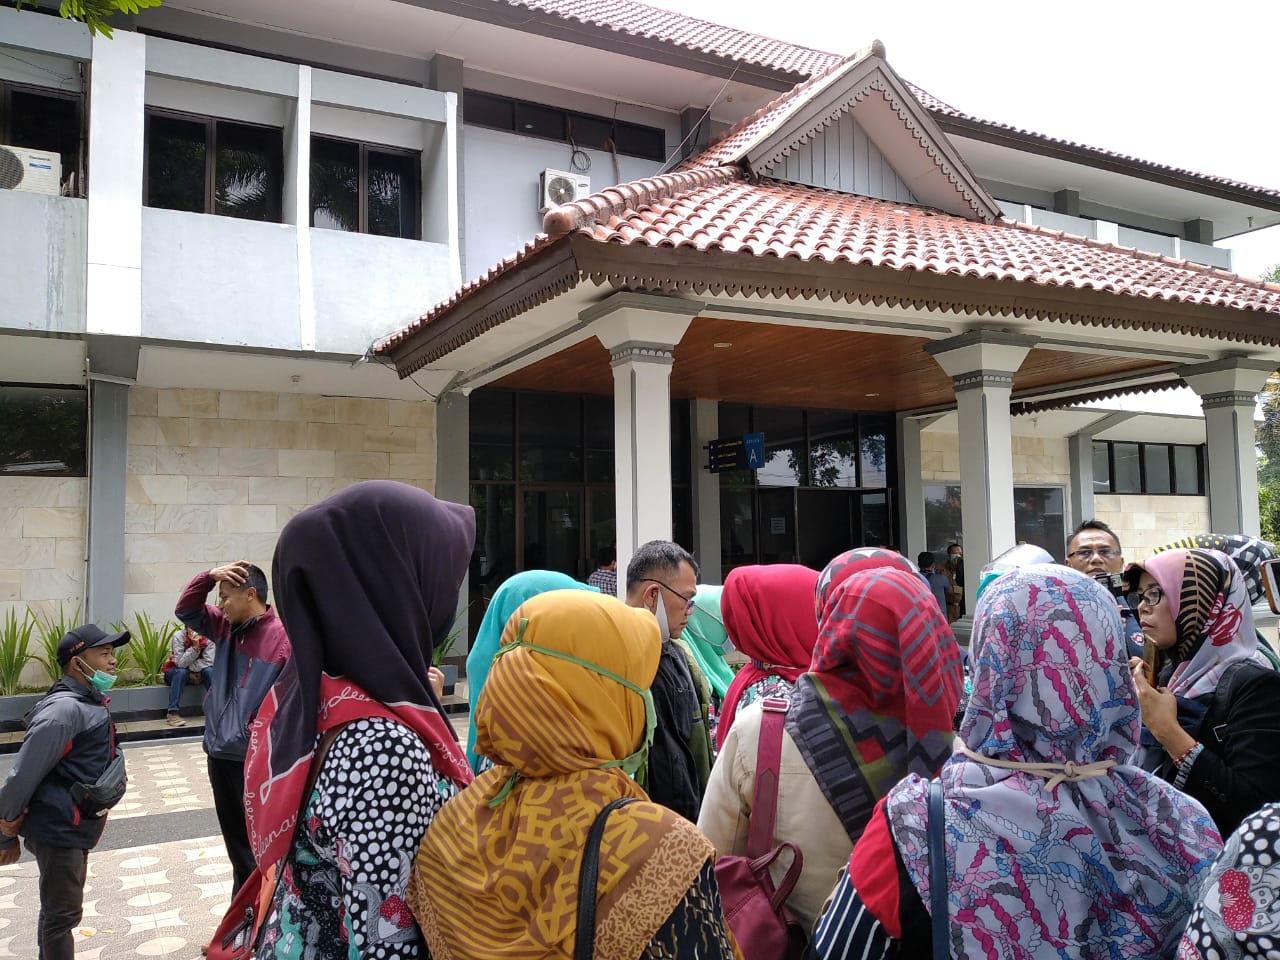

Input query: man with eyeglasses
[1065,519,1144,652]
[625,540,711,821]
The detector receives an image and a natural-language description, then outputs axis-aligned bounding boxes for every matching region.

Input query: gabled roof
[684,41,1001,223]
[377,165,1280,373]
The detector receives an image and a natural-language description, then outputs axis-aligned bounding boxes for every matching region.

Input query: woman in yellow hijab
[408,589,736,959]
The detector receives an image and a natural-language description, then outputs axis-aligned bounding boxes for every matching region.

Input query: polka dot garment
[257,717,461,960]
[1180,802,1280,959]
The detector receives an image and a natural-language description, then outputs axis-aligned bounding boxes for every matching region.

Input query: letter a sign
[744,433,764,470]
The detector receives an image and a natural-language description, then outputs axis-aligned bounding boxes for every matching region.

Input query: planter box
[0,682,205,729]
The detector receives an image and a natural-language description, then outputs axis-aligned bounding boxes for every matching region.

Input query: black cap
[57,624,131,667]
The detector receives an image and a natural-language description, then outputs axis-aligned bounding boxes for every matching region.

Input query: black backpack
[641,640,703,823]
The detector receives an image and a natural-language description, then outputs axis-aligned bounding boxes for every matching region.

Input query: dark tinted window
[615,121,665,161]
[463,89,666,161]
[214,121,282,222]
[753,406,805,486]
[147,114,207,213]
[1092,441,1111,492]
[367,149,418,239]
[513,102,564,140]
[0,385,86,476]
[1142,444,1171,495]
[569,113,615,151]
[310,136,359,232]
[808,409,858,488]
[1112,442,1141,494]
[464,91,514,130]
[518,392,582,483]
[470,390,513,481]
[859,414,890,488]
[1173,445,1202,495]
[8,87,81,191]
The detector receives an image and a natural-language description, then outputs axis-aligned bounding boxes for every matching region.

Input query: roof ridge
[542,165,744,235]
[1003,216,1280,293]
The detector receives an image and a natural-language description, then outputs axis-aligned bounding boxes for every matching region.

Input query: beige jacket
[696,701,849,934]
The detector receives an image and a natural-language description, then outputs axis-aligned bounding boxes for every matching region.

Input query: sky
[676,0,1280,280]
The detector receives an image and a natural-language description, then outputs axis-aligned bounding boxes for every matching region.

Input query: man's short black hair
[1067,519,1121,554]
[917,551,936,570]
[625,540,698,593]
[946,542,962,554]
[597,545,616,567]
[242,563,270,606]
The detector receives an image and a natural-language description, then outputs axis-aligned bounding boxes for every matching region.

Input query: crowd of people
[4,480,1280,959]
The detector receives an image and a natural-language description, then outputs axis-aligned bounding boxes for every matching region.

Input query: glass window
[807,409,858,488]
[310,136,359,232]
[1173,445,1202,496]
[924,483,963,554]
[588,487,616,573]
[1014,486,1065,561]
[463,90,667,161]
[469,390,513,481]
[798,489,853,569]
[522,488,582,578]
[514,102,564,140]
[146,114,207,214]
[469,483,515,640]
[464,91,514,131]
[1092,441,1111,493]
[1142,444,1172,495]
[367,149,418,238]
[518,392,582,483]
[859,492,891,549]
[1112,442,1141,494]
[568,113,615,152]
[753,406,805,487]
[859,415,890,488]
[615,121,666,162]
[8,86,81,192]
[0,385,86,476]
[214,121,282,222]
[721,487,755,572]
[671,400,691,485]
[584,398,614,484]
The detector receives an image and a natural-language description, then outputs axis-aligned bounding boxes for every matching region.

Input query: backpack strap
[575,797,637,960]
[747,697,788,860]
[927,778,948,960]
[1204,659,1263,744]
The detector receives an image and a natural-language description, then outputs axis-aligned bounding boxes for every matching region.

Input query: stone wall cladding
[1094,494,1211,561]
[0,478,87,618]
[125,387,436,624]
[919,430,1071,485]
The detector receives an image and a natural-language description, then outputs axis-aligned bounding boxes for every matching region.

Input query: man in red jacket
[176,561,290,898]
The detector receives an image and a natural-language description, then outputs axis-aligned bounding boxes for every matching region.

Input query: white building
[3,0,1279,648]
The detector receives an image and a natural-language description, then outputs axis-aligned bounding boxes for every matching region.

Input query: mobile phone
[1141,635,1158,684]
[1261,558,1280,615]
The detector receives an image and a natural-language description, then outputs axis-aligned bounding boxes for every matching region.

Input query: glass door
[756,488,798,563]
[522,488,584,579]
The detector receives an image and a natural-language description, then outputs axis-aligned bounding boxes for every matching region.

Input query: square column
[586,293,703,593]
[926,332,1034,611]
[896,413,928,559]
[691,398,723,583]
[1181,358,1275,537]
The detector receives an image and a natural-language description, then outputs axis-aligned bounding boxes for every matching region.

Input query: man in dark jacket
[176,561,290,896]
[0,623,129,960]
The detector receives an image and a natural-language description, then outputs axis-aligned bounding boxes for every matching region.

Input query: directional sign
[706,433,766,473]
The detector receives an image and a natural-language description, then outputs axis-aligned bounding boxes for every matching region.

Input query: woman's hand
[1129,657,1196,759]
[428,666,445,699]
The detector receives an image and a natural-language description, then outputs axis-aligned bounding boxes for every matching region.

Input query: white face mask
[651,589,672,640]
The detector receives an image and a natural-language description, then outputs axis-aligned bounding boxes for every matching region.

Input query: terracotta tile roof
[555,172,1280,314]
[501,0,841,77]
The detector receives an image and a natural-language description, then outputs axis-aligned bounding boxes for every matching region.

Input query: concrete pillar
[1181,358,1275,536]
[896,413,927,559]
[86,30,146,338]
[586,293,703,592]
[436,391,471,654]
[286,65,316,350]
[1067,433,1094,530]
[925,331,1035,611]
[1053,189,1080,217]
[429,54,464,280]
[691,398,722,584]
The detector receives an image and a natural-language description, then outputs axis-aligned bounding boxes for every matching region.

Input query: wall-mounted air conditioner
[0,145,62,196]
[539,168,590,213]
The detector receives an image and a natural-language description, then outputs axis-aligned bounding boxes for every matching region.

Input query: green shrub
[0,609,37,696]
[34,603,81,684]
[128,613,180,686]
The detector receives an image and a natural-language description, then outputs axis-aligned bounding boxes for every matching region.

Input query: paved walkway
[0,712,471,958]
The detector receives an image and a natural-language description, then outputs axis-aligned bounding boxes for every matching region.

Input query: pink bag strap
[747,697,788,860]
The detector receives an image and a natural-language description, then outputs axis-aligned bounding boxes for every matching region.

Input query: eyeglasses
[1131,586,1166,608]
[642,578,696,613]
[1068,546,1118,562]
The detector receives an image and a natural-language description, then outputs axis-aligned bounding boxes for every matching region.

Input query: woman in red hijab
[716,563,820,750]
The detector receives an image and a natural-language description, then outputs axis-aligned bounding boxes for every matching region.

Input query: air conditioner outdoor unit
[0,145,62,196]
[539,168,590,213]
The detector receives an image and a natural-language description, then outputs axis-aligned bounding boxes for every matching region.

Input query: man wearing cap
[176,560,289,900]
[0,624,129,960]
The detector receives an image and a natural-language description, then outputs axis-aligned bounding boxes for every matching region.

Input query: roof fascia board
[934,114,1280,215]
[743,56,1001,222]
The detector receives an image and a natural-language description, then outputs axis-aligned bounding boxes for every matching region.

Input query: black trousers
[26,838,89,960]
[207,754,256,895]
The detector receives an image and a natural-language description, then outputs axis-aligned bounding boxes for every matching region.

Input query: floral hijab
[786,560,962,843]
[887,566,1222,959]
[464,570,597,773]
[1130,548,1258,699]
[1180,802,1280,959]
[409,590,714,960]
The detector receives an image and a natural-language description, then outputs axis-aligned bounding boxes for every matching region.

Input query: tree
[14,0,161,38]
[1258,263,1280,541]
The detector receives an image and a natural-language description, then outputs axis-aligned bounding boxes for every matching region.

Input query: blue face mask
[76,657,117,693]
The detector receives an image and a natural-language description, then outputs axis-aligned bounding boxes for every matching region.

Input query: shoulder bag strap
[747,697,788,860]
[927,778,948,960]
[575,797,637,960]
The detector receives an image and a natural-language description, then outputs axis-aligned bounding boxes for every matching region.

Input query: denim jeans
[163,667,201,712]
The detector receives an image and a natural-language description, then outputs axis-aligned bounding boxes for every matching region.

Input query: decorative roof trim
[542,165,743,236]
[1011,377,1188,415]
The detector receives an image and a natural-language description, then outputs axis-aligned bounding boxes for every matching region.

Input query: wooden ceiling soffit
[745,54,1001,223]
[385,238,579,376]
[570,240,1280,348]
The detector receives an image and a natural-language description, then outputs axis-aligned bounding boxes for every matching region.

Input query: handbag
[207,724,344,960]
[927,777,948,960]
[713,697,807,960]
[71,753,127,817]
[574,797,638,960]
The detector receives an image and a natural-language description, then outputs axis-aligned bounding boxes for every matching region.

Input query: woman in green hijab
[679,585,736,744]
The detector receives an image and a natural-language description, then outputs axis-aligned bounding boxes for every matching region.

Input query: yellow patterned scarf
[408,589,715,959]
